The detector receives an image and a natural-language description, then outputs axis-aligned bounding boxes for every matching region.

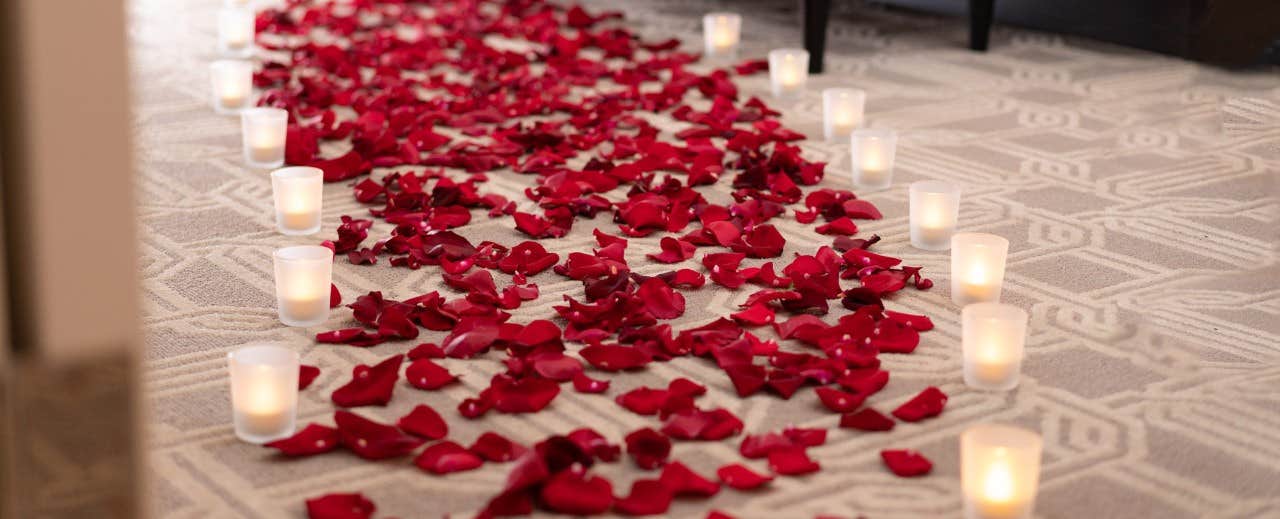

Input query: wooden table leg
[803,0,831,73]
[969,0,995,51]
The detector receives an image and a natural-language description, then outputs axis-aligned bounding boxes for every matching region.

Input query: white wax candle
[228,345,299,444]
[217,7,255,58]
[951,233,1009,305]
[909,180,960,249]
[768,49,809,99]
[241,107,288,169]
[962,303,1028,390]
[702,13,741,60]
[274,245,333,327]
[271,166,324,235]
[962,425,1042,519]
[851,129,897,190]
[823,88,866,141]
[209,60,254,115]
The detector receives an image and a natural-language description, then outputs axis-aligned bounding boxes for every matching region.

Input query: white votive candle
[217,6,255,58]
[242,107,288,169]
[228,344,299,444]
[209,60,253,115]
[823,88,866,141]
[962,424,1042,519]
[951,233,1009,306]
[909,180,960,249]
[702,13,741,61]
[962,303,1028,390]
[768,49,809,99]
[271,167,324,235]
[274,245,333,327]
[850,129,897,190]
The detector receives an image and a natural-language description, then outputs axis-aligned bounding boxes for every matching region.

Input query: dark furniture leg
[968,0,995,51]
[802,0,831,73]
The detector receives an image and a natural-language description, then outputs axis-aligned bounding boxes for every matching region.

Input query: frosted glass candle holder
[768,49,809,99]
[224,0,253,7]
[823,88,866,141]
[962,303,1028,391]
[271,167,323,235]
[209,60,253,115]
[242,107,288,169]
[951,233,1009,306]
[274,245,333,327]
[850,129,897,190]
[909,180,960,249]
[702,13,741,61]
[217,6,255,58]
[228,344,299,444]
[961,424,1042,519]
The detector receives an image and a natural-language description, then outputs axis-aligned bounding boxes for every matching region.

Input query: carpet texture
[132,0,1280,517]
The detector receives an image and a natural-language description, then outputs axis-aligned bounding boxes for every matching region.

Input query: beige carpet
[133,0,1280,517]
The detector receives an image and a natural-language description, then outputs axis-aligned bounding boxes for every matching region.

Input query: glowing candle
[274,245,333,327]
[271,167,324,235]
[768,49,809,99]
[209,60,253,115]
[909,180,960,249]
[962,424,1042,519]
[951,233,1009,306]
[851,129,898,190]
[227,344,299,444]
[823,88,866,141]
[702,13,741,61]
[217,6,255,58]
[241,107,288,169]
[962,303,1028,390]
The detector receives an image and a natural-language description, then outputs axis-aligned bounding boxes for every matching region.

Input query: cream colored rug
[133,0,1280,517]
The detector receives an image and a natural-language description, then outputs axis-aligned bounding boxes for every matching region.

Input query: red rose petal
[329,284,342,308]
[415,440,485,474]
[881,449,933,477]
[305,493,375,519]
[540,469,614,515]
[839,408,896,432]
[334,410,424,460]
[469,432,527,462]
[658,461,720,497]
[331,354,402,407]
[767,447,820,476]
[265,423,340,457]
[405,358,459,390]
[299,364,320,390]
[580,344,651,371]
[891,386,948,422]
[646,237,696,263]
[625,427,672,470]
[397,404,448,440]
[815,386,867,413]
[613,479,675,516]
[572,372,611,393]
[716,463,773,490]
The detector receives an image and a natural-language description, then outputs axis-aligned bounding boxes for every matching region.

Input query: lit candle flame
[983,450,1016,504]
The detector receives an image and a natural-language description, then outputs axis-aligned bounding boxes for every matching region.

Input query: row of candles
[211,0,336,445]
[705,13,1042,518]
[217,9,1040,518]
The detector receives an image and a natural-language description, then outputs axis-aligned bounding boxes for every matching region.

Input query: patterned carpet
[133,0,1280,517]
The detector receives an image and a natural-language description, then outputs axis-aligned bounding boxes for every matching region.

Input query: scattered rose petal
[881,449,932,477]
[716,463,773,490]
[305,493,375,519]
[891,386,948,422]
[397,404,448,440]
[415,440,485,474]
[265,424,340,457]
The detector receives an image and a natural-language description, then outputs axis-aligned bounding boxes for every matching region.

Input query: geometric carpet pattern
[132,0,1280,517]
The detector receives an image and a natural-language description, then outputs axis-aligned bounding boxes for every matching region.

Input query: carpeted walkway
[133,0,1280,517]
